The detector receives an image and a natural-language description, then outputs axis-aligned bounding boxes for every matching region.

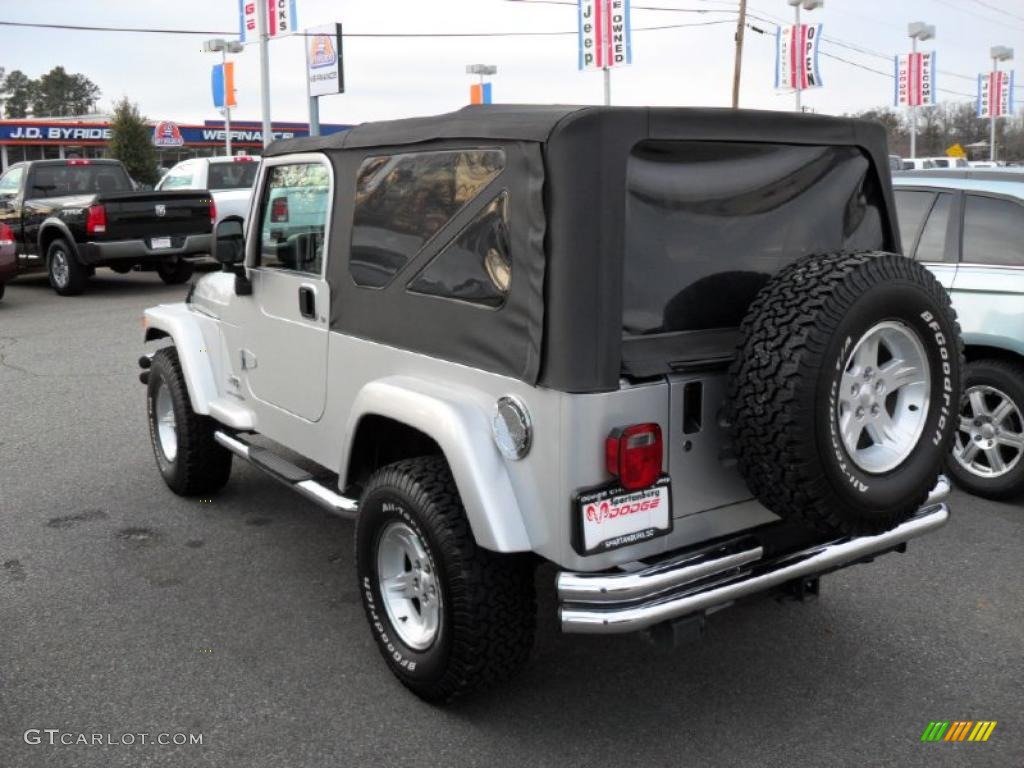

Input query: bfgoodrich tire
[147,346,232,495]
[948,358,1024,500]
[729,252,962,537]
[356,457,535,704]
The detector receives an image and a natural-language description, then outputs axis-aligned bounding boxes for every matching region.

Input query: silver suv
[140,106,960,703]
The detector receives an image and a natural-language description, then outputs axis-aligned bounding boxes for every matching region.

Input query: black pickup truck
[0,159,214,295]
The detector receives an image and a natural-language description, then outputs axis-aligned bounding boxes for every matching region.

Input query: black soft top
[267,106,897,393]
[267,104,889,163]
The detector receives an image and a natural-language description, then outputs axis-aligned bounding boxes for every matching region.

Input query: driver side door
[241,155,333,423]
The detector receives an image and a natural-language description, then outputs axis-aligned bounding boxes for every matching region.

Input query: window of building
[407,192,511,308]
[350,149,505,288]
[257,162,331,275]
[914,193,954,263]
[962,194,1024,266]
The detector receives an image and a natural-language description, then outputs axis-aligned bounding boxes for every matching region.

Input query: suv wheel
[146,346,232,495]
[47,238,88,296]
[948,359,1024,499]
[729,251,963,537]
[156,257,194,285]
[356,456,535,704]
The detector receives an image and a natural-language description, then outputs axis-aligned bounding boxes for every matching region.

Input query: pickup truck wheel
[146,347,232,495]
[356,456,535,704]
[948,359,1024,500]
[0,284,4,301]
[47,239,87,296]
[729,251,962,537]
[156,257,194,285]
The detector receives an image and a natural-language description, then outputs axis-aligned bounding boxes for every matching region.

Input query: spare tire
[729,251,962,537]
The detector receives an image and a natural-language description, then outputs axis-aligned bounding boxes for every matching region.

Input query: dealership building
[0,115,349,171]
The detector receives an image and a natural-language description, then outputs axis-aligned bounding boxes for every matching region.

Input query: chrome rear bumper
[558,477,951,634]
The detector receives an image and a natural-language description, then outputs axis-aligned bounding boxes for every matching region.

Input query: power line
[962,0,1024,25]
[0,18,733,37]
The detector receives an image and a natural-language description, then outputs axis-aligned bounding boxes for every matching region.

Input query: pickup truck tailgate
[99,191,212,241]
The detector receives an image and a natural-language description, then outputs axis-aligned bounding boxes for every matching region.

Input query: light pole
[990,46,1014,162]
[788,0,823,113]
[907,22,935,160]
[466,64,497,103]
[204,38,244,157]
[257,0,273,149]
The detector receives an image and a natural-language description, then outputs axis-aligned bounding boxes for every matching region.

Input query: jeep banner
[895,51,936,107]
[239,0,298,42]
[977,70,1015,119]
[775,23,823,92]
[577,0,632,71]
[306,23,344,97]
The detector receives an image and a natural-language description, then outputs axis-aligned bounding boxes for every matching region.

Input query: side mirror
[214,216,246,267]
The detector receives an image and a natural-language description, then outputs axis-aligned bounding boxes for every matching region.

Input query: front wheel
[356,457,535,704]
[147,346,232,495]
[948,359,1024,500]
[156,257,194,285]
[47,238,88,295]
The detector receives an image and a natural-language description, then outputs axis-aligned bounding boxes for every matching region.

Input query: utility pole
[907,22,935,160]
[732,0,747,108]
[257,0,273,149]
[990,46,1014,162]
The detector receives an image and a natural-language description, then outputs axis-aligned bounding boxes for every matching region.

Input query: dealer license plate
[574,476,672,555]
[151,237,172,249]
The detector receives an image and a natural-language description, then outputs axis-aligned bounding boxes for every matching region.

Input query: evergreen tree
[108,98,158,186]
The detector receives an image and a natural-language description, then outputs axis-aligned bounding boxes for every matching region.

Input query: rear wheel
[729,251,962,537]
[356,457,535,703]
[948,359,1024,500]
[47,238,88,296]
[0,283,4,301]
[156,257,194,285]
[147,346,232,495]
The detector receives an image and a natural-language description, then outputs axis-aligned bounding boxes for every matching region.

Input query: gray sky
[2,0,1023,125]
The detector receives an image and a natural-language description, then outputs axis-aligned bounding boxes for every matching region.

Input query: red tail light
[209,199,217,226]
[86,204,107,235]
[606,423,663,491]
[270,196,289,223]
[0,222,14,246]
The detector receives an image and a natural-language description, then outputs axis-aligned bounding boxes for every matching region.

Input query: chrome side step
[214,431,358,519]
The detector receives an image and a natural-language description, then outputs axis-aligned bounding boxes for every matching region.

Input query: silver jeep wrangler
[140,106,961,703]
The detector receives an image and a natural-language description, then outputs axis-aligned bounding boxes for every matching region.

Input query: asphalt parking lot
[1,270,1022,768]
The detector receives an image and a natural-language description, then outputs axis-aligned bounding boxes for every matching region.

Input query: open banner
[775,23,823,91]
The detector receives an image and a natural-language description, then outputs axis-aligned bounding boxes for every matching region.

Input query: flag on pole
[977,70,1015,118]
[895,52,936,107]
[577,0,632,70]
[775,23,823,91]
[211,63,237,109]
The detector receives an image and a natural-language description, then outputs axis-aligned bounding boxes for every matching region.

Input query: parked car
[140,106,959,703]
[156,156,259,226]
[0,215,15,301]
[894,170,1024,499]
[0,159,214,295]
[902,157,937,171]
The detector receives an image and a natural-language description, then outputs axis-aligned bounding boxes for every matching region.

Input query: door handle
[298,285,316,319]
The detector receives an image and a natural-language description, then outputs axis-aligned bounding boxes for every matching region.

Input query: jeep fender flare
[143,303,219,415]
[342,377,532,553]
[38,219,81,261]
